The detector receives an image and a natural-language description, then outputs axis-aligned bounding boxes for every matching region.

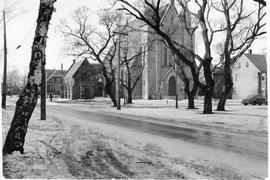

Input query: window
[246,62,249,68]
[238,62,241,69]
[49,85,54,91]
[262,75,265,81]
[163,47,167,66]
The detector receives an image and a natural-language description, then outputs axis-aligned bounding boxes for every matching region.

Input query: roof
[64,59,102,80]
[244,53,267,73]
[160,3,173,23]
[46,69,55,79]
[46,69,67,81]
[64,60,85,80]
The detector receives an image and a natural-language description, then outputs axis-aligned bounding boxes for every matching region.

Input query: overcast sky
[0,0,108,75]
[0,0,267,75]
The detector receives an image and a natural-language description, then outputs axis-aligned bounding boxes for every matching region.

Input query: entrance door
[85,87,91,99]
[168,76,176,96]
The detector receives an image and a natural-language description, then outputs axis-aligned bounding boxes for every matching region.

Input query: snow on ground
[54,97,268,135]
[2,97,264,179]
[2,101,184,178]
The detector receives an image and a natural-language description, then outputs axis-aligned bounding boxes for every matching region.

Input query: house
[46,67,67,97]
[113,0,194,100]
[232,50,267,99]
[63,59,103,99]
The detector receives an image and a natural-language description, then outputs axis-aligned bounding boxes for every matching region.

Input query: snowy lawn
[2,101,185,178]
[2,97,265,179]
[55,97,268,135]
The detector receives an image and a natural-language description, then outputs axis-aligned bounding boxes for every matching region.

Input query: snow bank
[60,98,267,134]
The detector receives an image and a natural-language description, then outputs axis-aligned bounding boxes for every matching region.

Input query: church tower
[140,0,193,100]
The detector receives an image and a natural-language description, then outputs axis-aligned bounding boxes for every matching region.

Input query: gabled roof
[46,69,67,81]
[244,53,267,73]
[160,4,170,23]
[160,1,179,24]
[64,59,102,80]
[46,69,55,80]
[64,60,85,80]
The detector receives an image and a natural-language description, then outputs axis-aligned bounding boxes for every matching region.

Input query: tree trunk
[184,87,196,109]
[3,0,56,155]
[203,91,213,114]
[217,58,233,111]
[184,81,198,109]
[105,83,117,107]
[202,59,214,114]
[187,93,195,109]
[127,90,132,104]
[217,94,227,111]
[102,66,117,107]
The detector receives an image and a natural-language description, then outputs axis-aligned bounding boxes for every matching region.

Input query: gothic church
[125,0,194,100]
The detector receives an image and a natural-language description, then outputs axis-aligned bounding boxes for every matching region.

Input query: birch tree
[3,0,57,155]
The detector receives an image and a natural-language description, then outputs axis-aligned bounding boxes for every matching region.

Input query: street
[45,100,267,178]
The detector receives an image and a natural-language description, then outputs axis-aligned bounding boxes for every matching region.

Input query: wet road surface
[47,102,267,161]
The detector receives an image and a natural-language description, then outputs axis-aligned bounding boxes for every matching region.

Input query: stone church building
[120,0,194,100]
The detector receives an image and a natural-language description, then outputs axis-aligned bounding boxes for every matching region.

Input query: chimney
[171,0,175,6]
[61,63,63,71]
[73,59,76,64]
[249,49,252,54]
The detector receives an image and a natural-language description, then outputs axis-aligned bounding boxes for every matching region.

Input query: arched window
[163,47,167,67]
[246,62,249,68]
[168,76,176,96]
[238,62,241,69]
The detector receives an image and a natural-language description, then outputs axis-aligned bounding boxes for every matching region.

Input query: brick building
[46,68,66,97]
[63,59,103,99]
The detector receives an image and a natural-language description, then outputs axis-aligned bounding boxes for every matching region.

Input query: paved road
[44,101,267,178]
[46,102,267,160]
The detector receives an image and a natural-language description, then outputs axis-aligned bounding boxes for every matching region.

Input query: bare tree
[6,68,24,95]
[213,0,266,111]
[3,0,57,155]
[253,0,266,6]
[59,7,125,106]
[119,32,147,104]
[116,0,228,113]
[0,0,26,23]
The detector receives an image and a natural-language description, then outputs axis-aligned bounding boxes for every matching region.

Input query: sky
[0,0,267,75]
[0,0,108,75]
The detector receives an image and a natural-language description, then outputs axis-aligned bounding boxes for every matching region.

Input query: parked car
[241,94,267,105]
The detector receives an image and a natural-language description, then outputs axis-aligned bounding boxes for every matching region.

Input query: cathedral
[122,0,194,100]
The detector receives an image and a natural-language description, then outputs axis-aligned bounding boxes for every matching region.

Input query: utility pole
[2,10,7,109]
[40,62,46,120]
[116,37,121,110]
[175,61,178,109]
[155,34,159,99]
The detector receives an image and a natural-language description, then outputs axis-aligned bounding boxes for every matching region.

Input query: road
[45,101,267,178]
